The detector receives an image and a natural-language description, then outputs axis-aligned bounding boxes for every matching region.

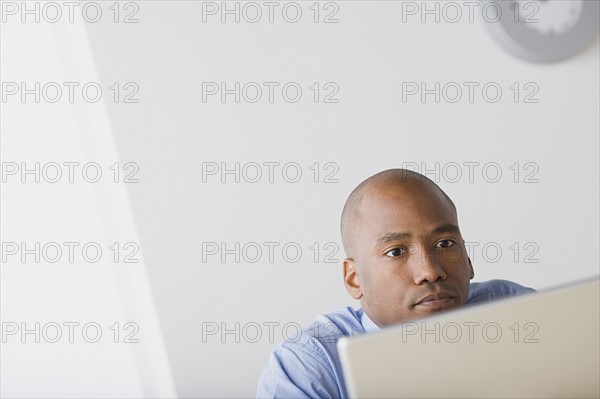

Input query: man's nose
[411,246,447,284]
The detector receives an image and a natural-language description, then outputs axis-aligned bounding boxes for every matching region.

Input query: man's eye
[385,248,405,257]
[436,240,455,248]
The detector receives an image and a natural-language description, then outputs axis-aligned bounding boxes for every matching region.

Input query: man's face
[343,179,474,327]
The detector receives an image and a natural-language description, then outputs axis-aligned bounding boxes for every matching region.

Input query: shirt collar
[360,310,381,333]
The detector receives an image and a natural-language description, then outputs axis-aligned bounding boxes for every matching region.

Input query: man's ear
[468,257,475,279]
[343,258,363,300]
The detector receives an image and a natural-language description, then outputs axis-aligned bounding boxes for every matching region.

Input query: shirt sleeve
[256,342,341,399]
[467,279,537,304]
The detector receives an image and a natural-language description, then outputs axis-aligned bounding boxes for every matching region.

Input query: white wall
[2,1,598,397]
[1,9,175,399]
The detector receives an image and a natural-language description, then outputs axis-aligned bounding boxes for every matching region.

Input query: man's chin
[380,299,464,326]
[412,297,461,316]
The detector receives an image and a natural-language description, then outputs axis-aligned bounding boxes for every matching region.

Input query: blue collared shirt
[256,279,536,398]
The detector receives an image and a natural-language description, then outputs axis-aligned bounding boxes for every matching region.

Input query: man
[256,169,535,398]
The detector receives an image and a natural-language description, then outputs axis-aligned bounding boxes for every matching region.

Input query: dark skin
[343,177,474,327]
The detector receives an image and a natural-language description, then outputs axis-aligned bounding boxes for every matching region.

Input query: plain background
[1,1,598,397]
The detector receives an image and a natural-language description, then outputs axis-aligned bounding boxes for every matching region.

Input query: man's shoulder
[257,307,364,398]
[279,306,365,353]
[467,279,536,304]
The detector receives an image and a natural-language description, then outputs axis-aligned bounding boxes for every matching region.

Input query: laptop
[338,277,600,398]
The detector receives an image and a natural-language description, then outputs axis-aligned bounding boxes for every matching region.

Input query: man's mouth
[414,292,455,307]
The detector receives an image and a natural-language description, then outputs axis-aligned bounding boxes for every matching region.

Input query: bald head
[340,169,456,258]
[340,170,473,326]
